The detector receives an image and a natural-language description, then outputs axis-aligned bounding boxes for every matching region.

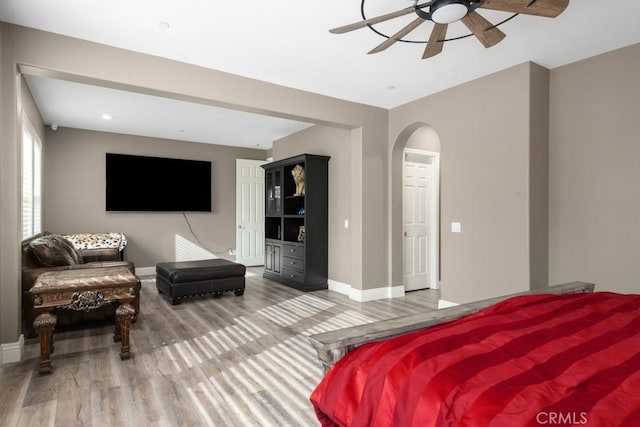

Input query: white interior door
[236,159,267,266]
[403,150,439,291]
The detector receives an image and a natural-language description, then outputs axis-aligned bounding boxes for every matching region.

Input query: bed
[308,282,640,426]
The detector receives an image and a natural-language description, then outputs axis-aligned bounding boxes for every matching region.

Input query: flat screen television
[106,153,212,212]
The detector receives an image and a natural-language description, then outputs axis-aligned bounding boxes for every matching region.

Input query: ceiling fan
[330,0,569,59]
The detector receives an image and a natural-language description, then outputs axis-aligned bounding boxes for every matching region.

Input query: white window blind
[22,117,42,239]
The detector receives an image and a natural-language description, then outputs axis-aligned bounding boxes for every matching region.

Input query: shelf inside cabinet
[283,217,305,243]
[284,195,305,215]
[283,162,305,198]
[265,217,282,240]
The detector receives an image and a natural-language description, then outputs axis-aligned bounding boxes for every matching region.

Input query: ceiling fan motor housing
[430,0,471,24]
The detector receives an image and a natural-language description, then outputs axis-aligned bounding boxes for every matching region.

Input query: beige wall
[44,127,265,267]
[548,43,640,295]
[389,63,538,303]
[405,126,441,153]
[21,77,45,141]
[1,43,48,344]
[0,24,6,343]
[272,125,353,285]
[528,64,550,290]
[360,110,391,290]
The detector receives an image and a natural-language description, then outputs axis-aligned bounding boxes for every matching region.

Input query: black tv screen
[106,153,212,212]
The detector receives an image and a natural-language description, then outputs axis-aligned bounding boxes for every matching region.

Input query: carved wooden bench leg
[116,302,135,360]
[34,312,57,375]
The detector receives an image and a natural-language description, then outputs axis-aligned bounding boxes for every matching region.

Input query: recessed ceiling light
[101,114,113,120]
[158,22,170,30]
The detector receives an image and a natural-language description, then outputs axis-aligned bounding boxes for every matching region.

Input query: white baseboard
[1,335,24,365]
[329,279,405,302]
[438,299,459,309]
[353,285,405,302]
[328,279,351,296]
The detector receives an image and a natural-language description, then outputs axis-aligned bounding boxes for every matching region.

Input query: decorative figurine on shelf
[291,164,305,196]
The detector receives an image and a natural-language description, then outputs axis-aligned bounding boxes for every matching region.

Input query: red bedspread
[310,292,640,426]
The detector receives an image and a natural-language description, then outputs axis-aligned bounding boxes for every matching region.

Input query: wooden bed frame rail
[308,281,595,374]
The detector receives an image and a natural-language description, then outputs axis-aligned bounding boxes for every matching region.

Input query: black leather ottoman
[156,259,246,305]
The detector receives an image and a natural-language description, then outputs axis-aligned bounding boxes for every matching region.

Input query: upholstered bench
[156,259,246,305]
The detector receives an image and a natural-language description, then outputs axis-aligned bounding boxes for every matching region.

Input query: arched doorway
[390,124,441,291]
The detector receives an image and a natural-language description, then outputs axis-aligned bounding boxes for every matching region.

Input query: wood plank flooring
[0,268,439,427]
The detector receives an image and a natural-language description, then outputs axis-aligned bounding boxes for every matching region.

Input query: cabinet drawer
[282,268,304,284]
[282,256,304,272]
[283,244,305,258]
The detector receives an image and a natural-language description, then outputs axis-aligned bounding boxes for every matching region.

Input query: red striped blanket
[310,292,640,426]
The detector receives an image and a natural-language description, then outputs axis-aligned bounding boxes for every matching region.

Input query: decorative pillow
[52,235,84,264]
[29,235,84,267]
[62,232,127,251]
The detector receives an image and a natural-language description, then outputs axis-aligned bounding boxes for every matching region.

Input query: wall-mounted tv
[106,153,212,212]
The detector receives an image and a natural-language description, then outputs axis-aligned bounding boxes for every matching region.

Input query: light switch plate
[451,222,461,233]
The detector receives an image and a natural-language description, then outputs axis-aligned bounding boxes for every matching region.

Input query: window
[22,117,42,239]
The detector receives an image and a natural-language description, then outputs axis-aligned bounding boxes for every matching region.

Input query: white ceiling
[23,75,314,149]
[3,0,640,148]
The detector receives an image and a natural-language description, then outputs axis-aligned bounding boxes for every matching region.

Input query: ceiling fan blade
[423,24,448,59]
[330,6,416,34]
[460,11,506,48]
[368,17,425,54]
[479,0,569,18]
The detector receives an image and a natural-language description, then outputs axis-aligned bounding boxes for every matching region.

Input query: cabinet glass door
[266,169,282,215]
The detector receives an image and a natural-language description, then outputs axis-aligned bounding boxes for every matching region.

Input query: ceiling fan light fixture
[430,0,469,24]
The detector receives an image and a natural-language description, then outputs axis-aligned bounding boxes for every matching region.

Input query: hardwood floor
[1,268,439,426]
